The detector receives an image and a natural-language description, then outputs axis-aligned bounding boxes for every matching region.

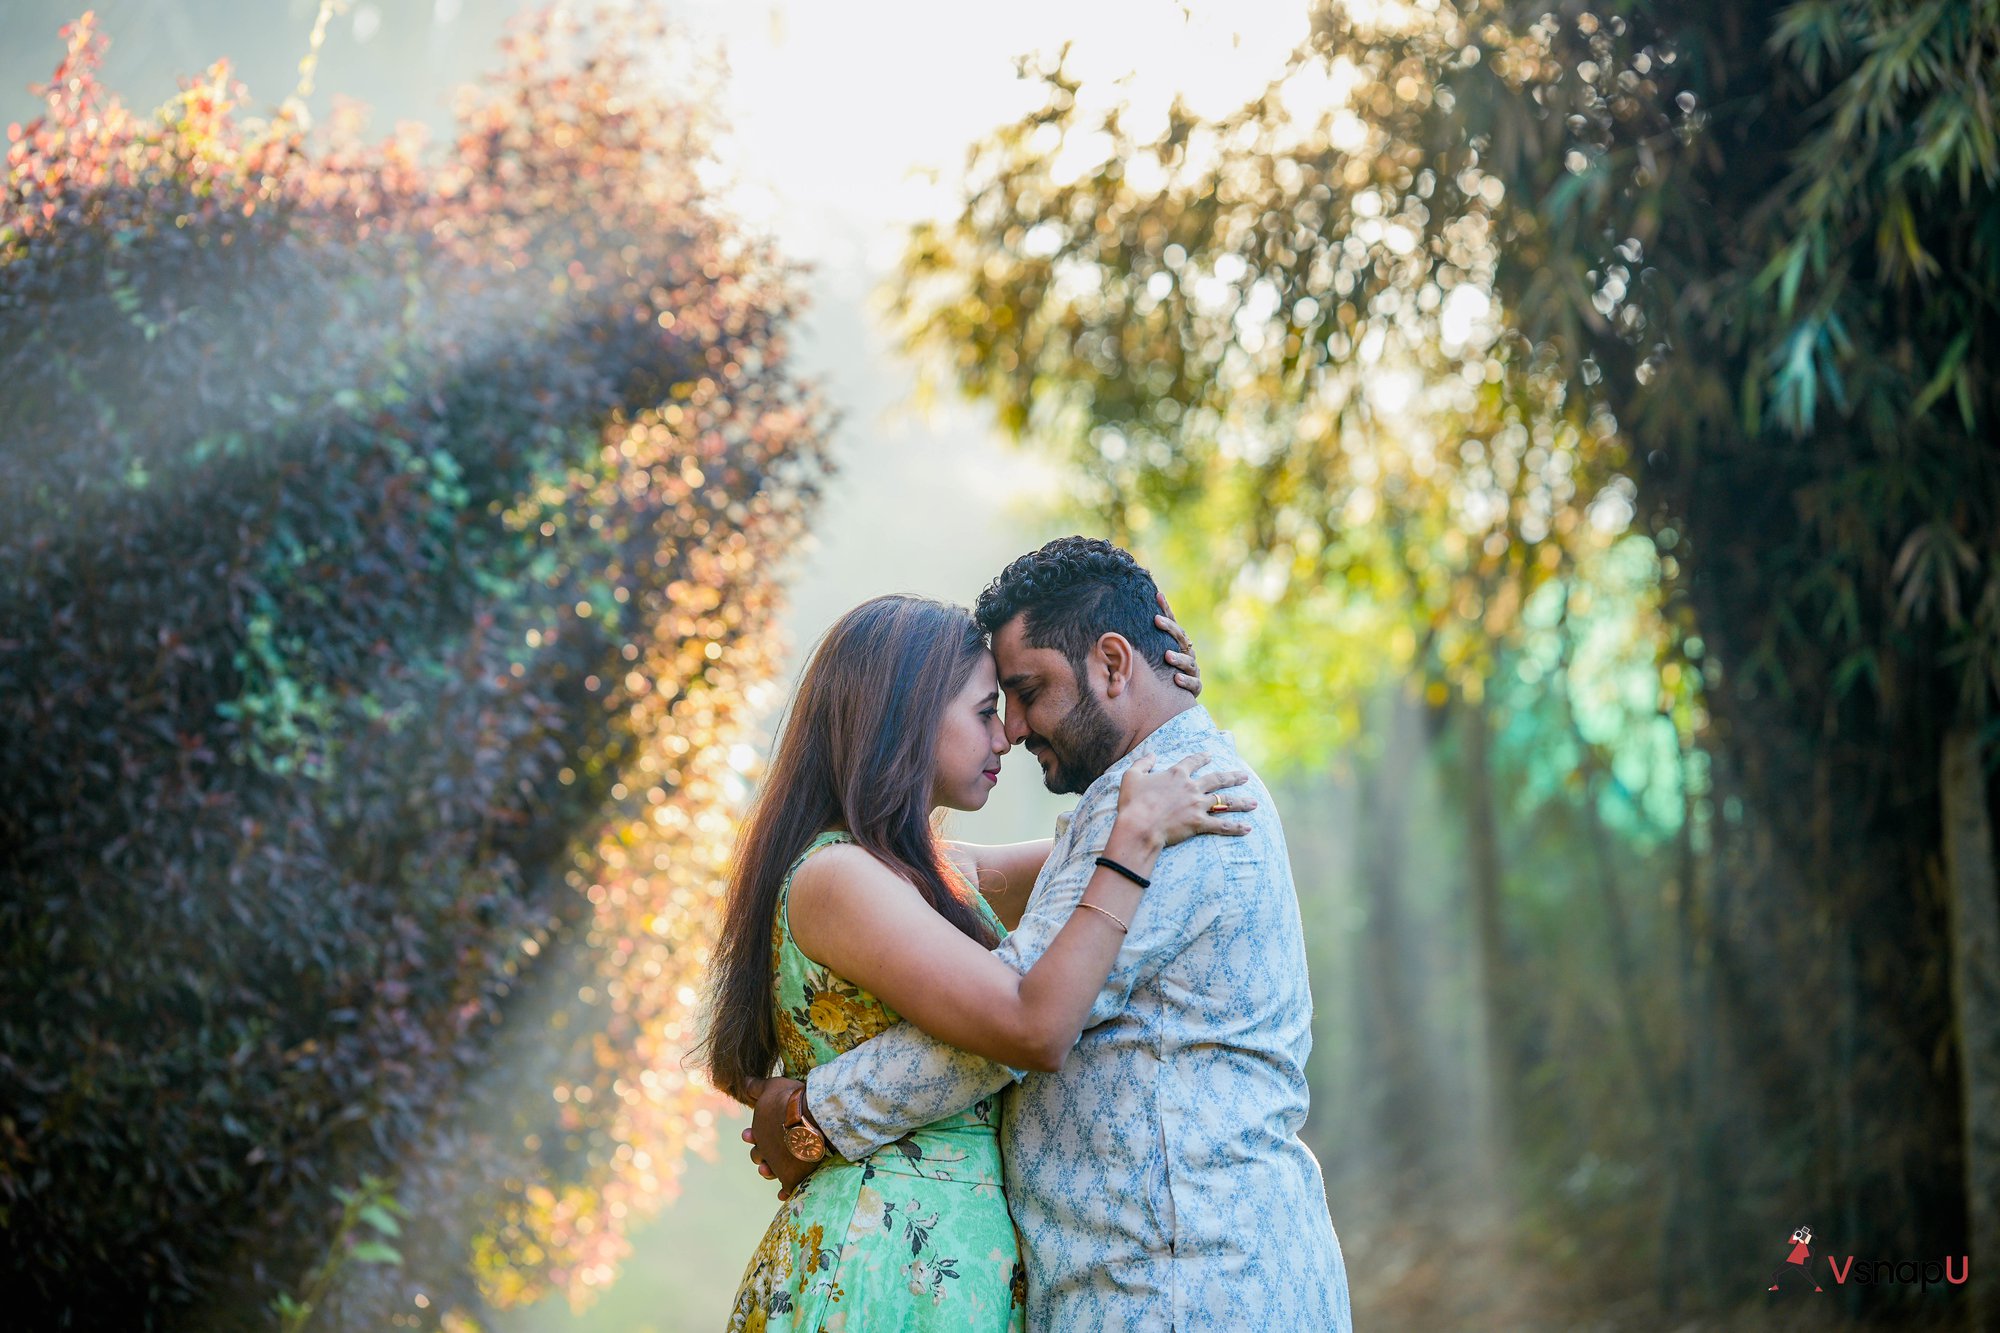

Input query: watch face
[785,1124,826,1163]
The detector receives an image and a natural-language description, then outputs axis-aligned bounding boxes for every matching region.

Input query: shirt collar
[1083,702,1221,802]
[1051,705,1226,844]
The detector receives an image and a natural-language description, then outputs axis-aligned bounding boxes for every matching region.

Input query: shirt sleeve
[806,771,1234,1159]
[804,1025,1018,1161]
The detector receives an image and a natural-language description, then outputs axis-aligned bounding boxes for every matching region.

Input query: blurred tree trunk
[1557,602,1667,1119]
[1942,723,1999,1330]
[1576,763,1668,1116]
[1358,692,1430,1207]
[1657,731,1710,1308]
[1819,748,1864,1317]
[1461,691,1520,1196]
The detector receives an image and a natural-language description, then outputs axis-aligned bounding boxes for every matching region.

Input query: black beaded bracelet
[1093,855,1151,889]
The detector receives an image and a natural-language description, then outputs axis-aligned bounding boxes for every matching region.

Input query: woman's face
[931,651,1010,811]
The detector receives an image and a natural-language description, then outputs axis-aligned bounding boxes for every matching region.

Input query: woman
[701,594,1248,1332]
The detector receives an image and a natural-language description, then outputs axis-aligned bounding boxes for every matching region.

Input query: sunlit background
[0,1,1334,1326]
[6,0,1996,1330]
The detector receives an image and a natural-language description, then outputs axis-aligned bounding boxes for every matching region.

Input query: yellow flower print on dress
[781,968,894,1058]
[807,990,854,1036]
[777,1020,816,1080]
[800,1223,825,1273]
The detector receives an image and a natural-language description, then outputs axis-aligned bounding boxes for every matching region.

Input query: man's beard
[1029,685,1123,795]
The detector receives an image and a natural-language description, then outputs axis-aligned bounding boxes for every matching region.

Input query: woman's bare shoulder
[789,841,910,906]
[786,841,935,964]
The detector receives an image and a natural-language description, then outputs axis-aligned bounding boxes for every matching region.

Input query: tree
[896,0,1997,1317]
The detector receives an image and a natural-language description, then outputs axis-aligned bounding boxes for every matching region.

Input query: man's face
[992,615,1123,795]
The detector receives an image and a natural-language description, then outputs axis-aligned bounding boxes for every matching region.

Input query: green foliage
[271,1175,409,1332]
[0,9,826,1328]
[895,0,1997,1312]
[898,0,1997,728]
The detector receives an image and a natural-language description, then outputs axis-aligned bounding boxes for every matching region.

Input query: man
[744,536,1349,1330]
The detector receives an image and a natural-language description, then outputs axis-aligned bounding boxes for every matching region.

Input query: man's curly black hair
[973,536,1178,682]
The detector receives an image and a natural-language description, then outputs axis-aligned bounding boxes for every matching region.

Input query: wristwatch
[783,1084,827,1163]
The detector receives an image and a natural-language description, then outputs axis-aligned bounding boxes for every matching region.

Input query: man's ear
[1095,632,1138,698]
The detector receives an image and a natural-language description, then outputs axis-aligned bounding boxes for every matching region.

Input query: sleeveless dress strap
[781,829,854,890]
[777,830,1007,949]
[774,830,853,959]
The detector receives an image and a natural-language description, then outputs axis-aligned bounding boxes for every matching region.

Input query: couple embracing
[701,537,1350,1331]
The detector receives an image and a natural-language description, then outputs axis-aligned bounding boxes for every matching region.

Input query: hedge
[0,9,827,1326]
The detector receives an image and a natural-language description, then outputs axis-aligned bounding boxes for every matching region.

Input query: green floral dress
[726,832,1026,1333]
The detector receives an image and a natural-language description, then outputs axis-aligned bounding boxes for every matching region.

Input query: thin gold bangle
[1074,901,1129,934]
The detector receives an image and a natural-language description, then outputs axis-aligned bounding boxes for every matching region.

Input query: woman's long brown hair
[698,595,998,1104]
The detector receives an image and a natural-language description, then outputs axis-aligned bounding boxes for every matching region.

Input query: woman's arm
[790,757,1253,1072]
[944,839,1052,930]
